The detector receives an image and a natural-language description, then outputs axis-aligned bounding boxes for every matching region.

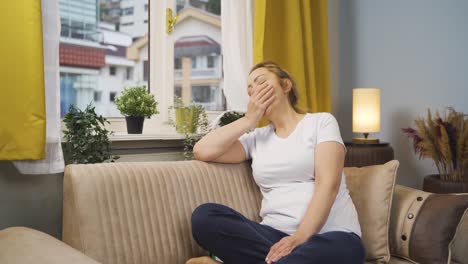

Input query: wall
[329,0,468,188]
[0,162,63,238]
[0,143,185,239]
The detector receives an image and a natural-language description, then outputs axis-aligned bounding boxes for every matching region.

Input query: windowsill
[109,133,185,141]
[109,132,186,154]
[61,111,226,154]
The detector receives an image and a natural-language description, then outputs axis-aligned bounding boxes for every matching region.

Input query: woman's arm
[266,141,344,263]
[193,116,254,162]
[292,141,345,242]
[193,81,276,162]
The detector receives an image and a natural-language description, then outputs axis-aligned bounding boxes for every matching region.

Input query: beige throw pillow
[344,160,399,263]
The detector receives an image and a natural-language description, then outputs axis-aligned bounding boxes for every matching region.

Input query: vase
[125,116,145,134]
[423,174,468,194]
[175,107,200,134]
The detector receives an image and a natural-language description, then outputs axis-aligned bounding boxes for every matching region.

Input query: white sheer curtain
[13,0,64,174]
[208,0,253,130]
[221,0,253,112]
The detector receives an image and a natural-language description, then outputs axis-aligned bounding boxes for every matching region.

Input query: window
[145,4,148,11]
[109,66,116,76]
[70,21,84,39]
[60,72,98,117]
[122,7,134,16]
[126,67,133,80]
[174,58,182,69]
[59,0,149,119]
[60,18,69,37]
[191,57,197,68]
[192,86,211,103]
[144,20,148,24]
[207,56,215,68]
[172,0,226,112]
[109,9,121,17]
[94,91,102,102]
[175,86,182,98]
[110,92,117,102]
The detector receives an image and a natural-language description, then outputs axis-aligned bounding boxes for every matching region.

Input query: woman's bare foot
[185,256,221,264]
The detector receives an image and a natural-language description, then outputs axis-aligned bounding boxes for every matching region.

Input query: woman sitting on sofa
[186,61,365,264]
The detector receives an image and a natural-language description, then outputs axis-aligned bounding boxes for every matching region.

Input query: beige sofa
[1,160,467,264]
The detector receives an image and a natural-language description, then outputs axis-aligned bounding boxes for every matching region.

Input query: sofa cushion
[389,185,468,264]
[344,160,399,263]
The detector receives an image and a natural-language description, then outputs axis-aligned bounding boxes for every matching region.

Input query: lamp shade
[353,88,380,133]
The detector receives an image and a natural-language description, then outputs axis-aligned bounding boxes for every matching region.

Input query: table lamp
[352,88,380,143]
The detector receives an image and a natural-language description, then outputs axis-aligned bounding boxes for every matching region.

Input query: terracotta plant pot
[125,116,145,134]
[423,174,468,194]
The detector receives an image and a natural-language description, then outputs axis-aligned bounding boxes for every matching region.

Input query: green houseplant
[115,85,159,134]
[402,107,468,193]
[218,111,245,127]
[63,104,118,164]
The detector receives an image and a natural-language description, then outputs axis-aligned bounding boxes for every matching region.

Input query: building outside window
[207,55,215,68]
[192,85,211,103]
[126,67,133,80]
[60,72,98,116]
[109,92,117,102]
[59,0,148,118]
[59,0,226,133]
[109,66,116,76]
[174,58,182,69]
[94,91,102,102]
[191,56,197,69]
[122,7,134,16]
[175,86,182,99]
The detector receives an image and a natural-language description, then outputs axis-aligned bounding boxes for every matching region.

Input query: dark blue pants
[191,203,365,264]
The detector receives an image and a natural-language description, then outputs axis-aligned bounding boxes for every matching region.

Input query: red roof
[59,43,105,69]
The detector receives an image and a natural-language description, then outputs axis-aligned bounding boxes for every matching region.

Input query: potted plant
[168,98,209,159]
[180,111,245,160]
[402,107,468,193]
[115,85,158,134]
[218,111,245,127]
[171,97,206,134]
[63,104,119,164]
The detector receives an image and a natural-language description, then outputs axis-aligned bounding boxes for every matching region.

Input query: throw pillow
[344,160,400,263]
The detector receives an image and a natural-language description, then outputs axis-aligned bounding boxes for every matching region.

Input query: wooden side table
[344,141,394,167]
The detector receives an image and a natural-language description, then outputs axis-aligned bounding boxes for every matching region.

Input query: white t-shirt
[239,112,362,237]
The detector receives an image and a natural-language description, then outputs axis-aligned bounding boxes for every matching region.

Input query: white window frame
[62,0,225,140]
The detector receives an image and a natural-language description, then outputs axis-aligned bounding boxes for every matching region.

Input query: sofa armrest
[389,185,468,264]
[0,227,100,264]
[389,184,431,261]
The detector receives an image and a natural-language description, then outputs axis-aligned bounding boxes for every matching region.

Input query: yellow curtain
[254,0,330,124]
[0,1,46,160]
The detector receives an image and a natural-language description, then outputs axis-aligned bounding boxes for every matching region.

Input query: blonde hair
[250,61,303,113]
